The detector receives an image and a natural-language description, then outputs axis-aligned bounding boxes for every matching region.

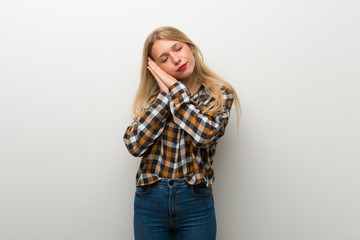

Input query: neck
[179,74,200,95]
[180,74,197,90]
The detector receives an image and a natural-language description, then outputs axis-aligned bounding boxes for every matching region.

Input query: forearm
[123,92,170,156]
[168,82,234,148]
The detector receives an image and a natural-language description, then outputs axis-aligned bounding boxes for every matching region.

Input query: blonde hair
[131,26,241,127]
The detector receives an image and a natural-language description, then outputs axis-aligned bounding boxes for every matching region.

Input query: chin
[178,73,192,80]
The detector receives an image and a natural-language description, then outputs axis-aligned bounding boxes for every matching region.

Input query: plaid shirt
[123,81,234,188]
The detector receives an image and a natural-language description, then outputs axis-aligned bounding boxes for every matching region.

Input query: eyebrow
[157,42,180,60]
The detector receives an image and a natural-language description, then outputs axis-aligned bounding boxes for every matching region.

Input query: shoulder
[219,85,235,101]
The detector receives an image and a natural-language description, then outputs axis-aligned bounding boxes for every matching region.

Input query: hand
[147,57,178,94]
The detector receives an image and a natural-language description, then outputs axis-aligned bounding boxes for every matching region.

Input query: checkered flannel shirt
[123,81,234,188]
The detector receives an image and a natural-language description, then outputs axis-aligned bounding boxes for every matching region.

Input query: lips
[177,63,187,72]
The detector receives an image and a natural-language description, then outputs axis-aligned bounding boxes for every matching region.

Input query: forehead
[151,39,181,57]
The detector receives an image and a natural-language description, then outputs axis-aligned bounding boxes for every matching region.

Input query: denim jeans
[134,178,216,240]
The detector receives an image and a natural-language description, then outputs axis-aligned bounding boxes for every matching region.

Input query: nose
[171,54,181,65]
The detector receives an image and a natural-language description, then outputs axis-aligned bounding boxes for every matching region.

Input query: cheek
[185,48,195,59]
[186,52,195,65]
[189,55,196,68]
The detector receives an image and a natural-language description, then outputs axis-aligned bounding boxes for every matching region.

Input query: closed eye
[160,46,182,63]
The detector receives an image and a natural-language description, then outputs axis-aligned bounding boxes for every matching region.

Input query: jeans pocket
[135,185,150,196]
[191,184,213,197]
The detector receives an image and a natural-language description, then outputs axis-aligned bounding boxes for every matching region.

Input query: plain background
[1,0,359,239]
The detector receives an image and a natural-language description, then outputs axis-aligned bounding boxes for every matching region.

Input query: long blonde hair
[131,26,241,127]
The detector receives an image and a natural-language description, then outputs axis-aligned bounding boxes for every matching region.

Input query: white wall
[1,0,359,239]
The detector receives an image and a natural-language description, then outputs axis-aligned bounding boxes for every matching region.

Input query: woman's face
[150,39,195,81]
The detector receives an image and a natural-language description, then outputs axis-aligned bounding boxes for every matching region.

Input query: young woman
[123,26,241,240]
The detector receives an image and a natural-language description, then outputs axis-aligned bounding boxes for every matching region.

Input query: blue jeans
[134,178,217,240]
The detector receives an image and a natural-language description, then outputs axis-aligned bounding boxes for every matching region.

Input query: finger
[157,79,169,94]
[147,66,168,94]
[148,62,173,87]
[148,57,177,88]
[148,57,164,74]
[147,58,160,77]
[147,65,161,83]
[148,60,169,87]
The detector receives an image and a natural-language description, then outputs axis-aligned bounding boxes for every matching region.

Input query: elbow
[191,137,214,148]
[123,135,152,157]
[190,130,224,148]
[123,139,145,157]
[192,142,209,149]
[129,151,142,157]
[126,145,146,157]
